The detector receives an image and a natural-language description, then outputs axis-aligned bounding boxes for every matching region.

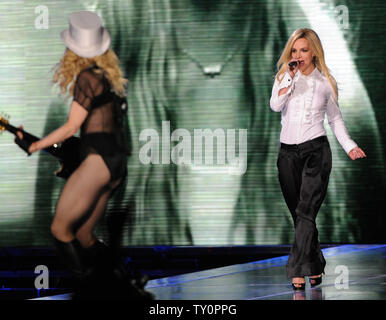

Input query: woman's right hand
[15,125,31,154]
[286,59,299,78]
[15,125,38,154]
[278,61,298,96]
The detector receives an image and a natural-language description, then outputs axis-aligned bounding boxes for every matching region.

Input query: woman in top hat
[270,28,366,290]
[16,11,149,299]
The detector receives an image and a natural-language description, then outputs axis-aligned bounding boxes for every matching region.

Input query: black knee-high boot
[83,239,154,300]
[52,237,89,298]
[82,239,114,284]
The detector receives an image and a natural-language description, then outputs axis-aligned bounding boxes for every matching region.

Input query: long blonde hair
[276,28,338,99]
[52,48,128,98]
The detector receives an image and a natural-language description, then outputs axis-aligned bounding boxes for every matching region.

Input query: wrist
[29,141,39,153]
[278,73,293,90]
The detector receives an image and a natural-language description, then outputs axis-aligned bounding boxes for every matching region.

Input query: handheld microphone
[288,61,298,70]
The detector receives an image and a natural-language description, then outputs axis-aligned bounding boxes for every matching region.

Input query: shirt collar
[294,67,321,82]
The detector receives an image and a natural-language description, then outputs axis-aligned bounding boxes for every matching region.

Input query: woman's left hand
[348,147,366,160]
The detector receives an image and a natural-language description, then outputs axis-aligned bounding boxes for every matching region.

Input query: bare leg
[75,188,111,248]
[51,154,111,243]
[75,173,122,248]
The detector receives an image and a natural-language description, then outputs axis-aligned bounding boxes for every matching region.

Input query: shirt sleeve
[73,71,94,111]
[326,92,358,154]
[269,72,294,112]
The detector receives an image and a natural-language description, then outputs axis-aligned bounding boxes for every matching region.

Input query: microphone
[288,60,298,70]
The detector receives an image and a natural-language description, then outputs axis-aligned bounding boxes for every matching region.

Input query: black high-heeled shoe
[309,275,322,287]
[83,239,155,300]
[291,280,306,291]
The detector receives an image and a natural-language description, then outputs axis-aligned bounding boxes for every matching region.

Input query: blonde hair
[276,28,338,100]
[52,48,128,98]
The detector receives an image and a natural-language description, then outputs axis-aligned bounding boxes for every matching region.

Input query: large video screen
[0,0,385,246]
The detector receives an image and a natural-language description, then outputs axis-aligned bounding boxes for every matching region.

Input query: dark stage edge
[32,244,386,300]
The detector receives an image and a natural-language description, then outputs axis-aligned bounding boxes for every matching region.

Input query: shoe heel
[309,276,322,287]
[291,282,306,291]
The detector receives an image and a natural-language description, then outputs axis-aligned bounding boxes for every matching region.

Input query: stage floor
[34,244,386,300]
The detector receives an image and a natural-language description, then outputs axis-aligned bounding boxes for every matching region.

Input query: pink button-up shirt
[270,68,357,154]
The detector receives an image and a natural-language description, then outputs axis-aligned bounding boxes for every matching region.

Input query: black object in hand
[288,60,298,70]
[15,134,32,156]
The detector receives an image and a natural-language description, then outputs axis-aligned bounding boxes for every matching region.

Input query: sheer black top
[73,66,128,181]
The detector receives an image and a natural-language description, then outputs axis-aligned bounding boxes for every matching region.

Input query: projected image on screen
[0,0,385,246]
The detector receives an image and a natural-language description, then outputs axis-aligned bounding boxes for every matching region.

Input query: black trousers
[277,135,332,279]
